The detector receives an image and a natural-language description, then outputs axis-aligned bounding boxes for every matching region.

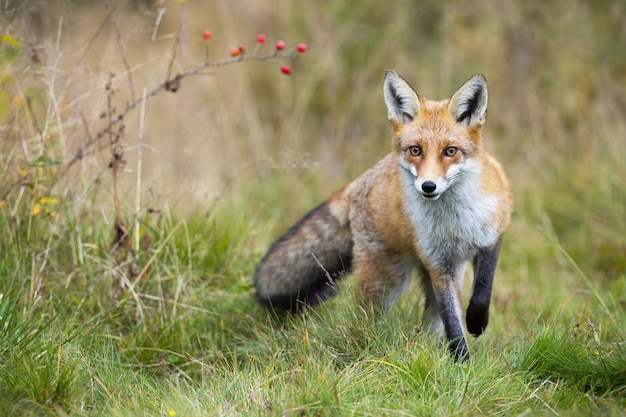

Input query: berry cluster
[202,30,308,75]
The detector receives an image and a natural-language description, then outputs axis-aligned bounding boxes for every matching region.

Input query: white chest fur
[401,166,500,268]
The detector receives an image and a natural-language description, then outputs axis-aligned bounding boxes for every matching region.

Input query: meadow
[0,0,625,415]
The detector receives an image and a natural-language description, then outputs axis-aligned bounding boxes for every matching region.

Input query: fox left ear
[384,70,420,126]
[448,74,488,129]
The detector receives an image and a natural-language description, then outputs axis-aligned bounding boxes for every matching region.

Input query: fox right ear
[384,70,420,126]
[448,74,488,129]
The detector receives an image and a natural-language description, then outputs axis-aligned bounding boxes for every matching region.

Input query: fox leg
[418,267,444,337]
[466,238,502,336]
[354,251,411,312]
[429,267,469,362]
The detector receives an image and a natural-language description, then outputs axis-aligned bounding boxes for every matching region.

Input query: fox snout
[416,178,446,200]
[401,163,448,200]
[421,181,437,193]
[420,181,440,200]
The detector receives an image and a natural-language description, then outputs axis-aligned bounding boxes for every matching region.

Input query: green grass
[1,195,624,416]
[1,0,626,415]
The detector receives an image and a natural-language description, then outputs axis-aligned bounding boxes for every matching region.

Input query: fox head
[383,71,488,200]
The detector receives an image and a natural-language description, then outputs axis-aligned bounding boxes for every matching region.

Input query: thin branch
[106,0,136,103]
[134,87,147,253]
[177,3,186,72]
[66,51,298,168]
[57,5,113,101]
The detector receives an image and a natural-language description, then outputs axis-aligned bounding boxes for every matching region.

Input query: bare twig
[177,2,186,72]
[134,87,148,254]
[105,73,135,297]
[106,0,136,102]
[105,76,124,222]
[57,5,112,101]
[66,51,298,168]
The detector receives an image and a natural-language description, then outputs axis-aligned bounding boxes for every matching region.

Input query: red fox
[255,71,514,361]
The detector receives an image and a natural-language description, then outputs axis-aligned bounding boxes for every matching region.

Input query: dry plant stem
[106,0,136,103]
[105,79,123,224]
[135,88,148,254]
[58,8,111,101]
[177,3,186,73]
[105,76,134,296]
[67,51,297,168]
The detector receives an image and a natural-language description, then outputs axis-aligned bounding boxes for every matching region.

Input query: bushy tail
[254,195,353,312]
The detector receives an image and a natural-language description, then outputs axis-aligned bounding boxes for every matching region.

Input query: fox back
[255,71,513,361]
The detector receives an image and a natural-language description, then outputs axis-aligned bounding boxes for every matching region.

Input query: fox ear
[448,74,488,129]
[384,70,420,126]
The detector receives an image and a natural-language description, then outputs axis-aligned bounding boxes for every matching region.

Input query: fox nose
[422,181,437,193]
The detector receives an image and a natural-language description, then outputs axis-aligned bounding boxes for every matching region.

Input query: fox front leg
[466,238,502,336]
[431,274,469,362]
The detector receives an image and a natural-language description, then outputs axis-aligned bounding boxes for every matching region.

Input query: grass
[1,0,626,415]
[1,195,624,416]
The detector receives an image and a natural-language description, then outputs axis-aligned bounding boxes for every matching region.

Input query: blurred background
[1,0,625,288]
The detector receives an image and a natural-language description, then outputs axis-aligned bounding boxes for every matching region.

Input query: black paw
[466,303,489,336]
[449,338,470,362]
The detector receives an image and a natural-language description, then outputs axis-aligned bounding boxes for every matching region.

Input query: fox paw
[466,304,489,336]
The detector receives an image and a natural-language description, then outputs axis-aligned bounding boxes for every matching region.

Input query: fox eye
[408,146,422,156]
[444,146,458,156]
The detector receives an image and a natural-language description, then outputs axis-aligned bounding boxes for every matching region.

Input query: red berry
[202,29,212,40]
[257,33,266,44]
[238,44,245,53]
[296,43,308,53]
[280,65,291,75]
[230,47,240,57]
[275,40,286,50]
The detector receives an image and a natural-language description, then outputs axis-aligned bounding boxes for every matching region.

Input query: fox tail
[254,198,353,312]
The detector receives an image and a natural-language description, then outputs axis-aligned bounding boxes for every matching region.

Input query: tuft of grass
[518,298,626,398]
[0,283,82,416]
